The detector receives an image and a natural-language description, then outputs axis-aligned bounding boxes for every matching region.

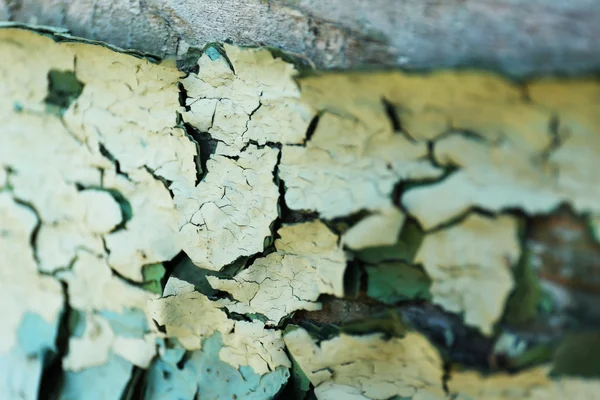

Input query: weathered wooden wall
[1,0,600,76]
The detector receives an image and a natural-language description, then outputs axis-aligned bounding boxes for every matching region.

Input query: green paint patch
[141,263,166,294]
[44,69,84,112]
[502,248,543,326]
[508,343,554,370]
[551,333,600,378]
[366,261,431,304]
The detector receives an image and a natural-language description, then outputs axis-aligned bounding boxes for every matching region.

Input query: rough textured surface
[284,326,446,399]
[145,333,290,400]
[415,214,520,335]
[3,25,600,400]
[0,27,191,398]
[450,365,600,399]
[2,0,600,76]
[176,43,309,271]
[207,220,346,323]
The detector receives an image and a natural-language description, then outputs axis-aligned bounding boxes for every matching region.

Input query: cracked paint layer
[173,145,280,270]
[176,43,314,272]
[397,77,600,231]
[4,23,600,400]
[450,364,600,399]
[207,220,346,324]
[145,333,290,400]
[0,193,64,354]
[147,290,290,374]
[278,110,442,219]
[415,214,520,335]
[284,326,446,400]
[181,44,313,155]
[0,26,193,398]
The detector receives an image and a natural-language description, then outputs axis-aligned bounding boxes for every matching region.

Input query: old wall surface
[1,0,600,76]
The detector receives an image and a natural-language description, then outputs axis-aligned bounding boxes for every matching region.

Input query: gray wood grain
[2,0,599,76]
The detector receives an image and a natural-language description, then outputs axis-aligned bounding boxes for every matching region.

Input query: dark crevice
[177,120,203,186]
[249,100,262,119]
[519,83,532,103]
[239,138,282,153]
[442,361,451,396]
[38,281,71,400]
[270,149,286,248]
[120,366,146,400]
[303,113,321,145]
[325,209,373,237]
[98,143,130,180]
[153,319,167,334]
[381,97,416,143]
[400,302,494,371]
[105,259,166,296]
[392,166,458,214]
[274,152,319,225]
[434,128,495,148]
[12,198,42,264]
[176,352,191,370]
[423,206,496,234]
[221,154,240,161]
[207,44,236,75]
[178,82,190,111]
[161,251,187,293]
[342,258,364,299]
[73,185,133,232]
[107,189,133,232]
[183,123,219,182]
[175,84,204,184]
[392,137,459,214]
[144,166,174,198]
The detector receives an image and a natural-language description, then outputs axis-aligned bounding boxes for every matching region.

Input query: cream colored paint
[0,28,189,378]
[415,214,520,335]
[284,327,446,400]
[3,25,600,398]
[207,220,346,323]
[173,146,279,271]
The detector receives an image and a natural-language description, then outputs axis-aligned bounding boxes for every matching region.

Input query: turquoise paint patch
[59,352,132,400]
[99,309,148,338]
[0,345,47,400]
[205,47,221,61]
[17,312,57,354]
[144,333,289,400]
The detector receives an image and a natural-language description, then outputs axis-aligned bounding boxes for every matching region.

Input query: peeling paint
[3,24,600,400]
[207,220,346,323]
[415,214,520,335]
[284,326,446,399]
